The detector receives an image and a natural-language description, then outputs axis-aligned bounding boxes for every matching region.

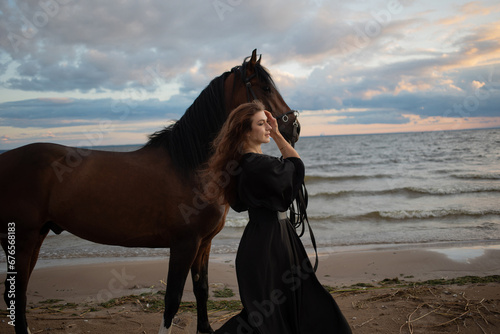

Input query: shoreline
[2,238,499,272]
[1,242,499,306]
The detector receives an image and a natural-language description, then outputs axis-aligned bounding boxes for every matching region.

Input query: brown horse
[0,50,300,334]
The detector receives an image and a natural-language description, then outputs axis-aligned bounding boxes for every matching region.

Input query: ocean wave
[310,185,500,198]
[224,217,248,228]
[451,173,500,180]
[374,209,500,220]
[310,209,500,222]
[305,173,393,183]
[434,169,465,175]
[409,185,500,195]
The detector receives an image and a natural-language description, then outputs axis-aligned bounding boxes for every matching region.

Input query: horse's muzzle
[278,110,300,146]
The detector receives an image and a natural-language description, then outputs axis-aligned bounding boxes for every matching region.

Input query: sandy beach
[1,244,500,333]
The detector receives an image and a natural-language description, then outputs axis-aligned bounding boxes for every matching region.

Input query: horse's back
[0,142,66,187]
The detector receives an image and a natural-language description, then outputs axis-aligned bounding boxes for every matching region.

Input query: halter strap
[243,73,258,101]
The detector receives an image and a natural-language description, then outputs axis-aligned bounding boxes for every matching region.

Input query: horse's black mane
[145,58,276,175]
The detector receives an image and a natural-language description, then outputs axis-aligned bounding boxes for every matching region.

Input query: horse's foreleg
[159,241,199,334]
[2,230,45,334]
[158,317,171,334]
[191,242,214,334]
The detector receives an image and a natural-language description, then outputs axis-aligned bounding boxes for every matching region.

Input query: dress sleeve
[232,154,305,212]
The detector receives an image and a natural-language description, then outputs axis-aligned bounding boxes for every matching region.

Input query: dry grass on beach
[1,276,499,334]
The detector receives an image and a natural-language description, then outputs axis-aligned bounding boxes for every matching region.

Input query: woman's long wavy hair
[200,100,266,205]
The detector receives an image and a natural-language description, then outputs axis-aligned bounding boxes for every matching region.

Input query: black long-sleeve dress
[215,153,351,334]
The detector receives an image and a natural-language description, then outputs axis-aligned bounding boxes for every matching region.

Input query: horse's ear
[257,53,262,65]
[249,49,258,67]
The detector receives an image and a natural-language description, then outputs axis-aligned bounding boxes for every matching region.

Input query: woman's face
[247,110,272,146]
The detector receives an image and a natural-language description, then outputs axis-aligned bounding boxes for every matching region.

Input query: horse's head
[227,49,301,145]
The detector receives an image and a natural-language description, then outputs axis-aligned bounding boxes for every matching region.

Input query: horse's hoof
[158,318,172,334]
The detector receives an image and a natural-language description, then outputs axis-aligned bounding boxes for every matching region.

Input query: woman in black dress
[202,100,351,333]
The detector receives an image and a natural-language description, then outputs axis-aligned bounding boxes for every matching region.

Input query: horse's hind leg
[159,240,199,334]
[2,229,46,334]
[191,242,214,334]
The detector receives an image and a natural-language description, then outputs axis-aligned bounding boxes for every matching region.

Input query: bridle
[279,110,300,148]
[233,62,318,271]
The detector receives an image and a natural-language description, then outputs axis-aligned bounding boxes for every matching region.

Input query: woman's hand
[264,110,281,139]
[264,110,300,159]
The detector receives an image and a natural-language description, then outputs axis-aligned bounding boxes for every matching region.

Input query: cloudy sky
[1,0,499,149]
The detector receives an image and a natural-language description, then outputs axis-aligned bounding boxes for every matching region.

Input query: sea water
[1,128,499,265]
[218,128,500,253]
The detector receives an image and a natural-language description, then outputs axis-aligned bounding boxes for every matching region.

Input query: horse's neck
[168,74,228,172]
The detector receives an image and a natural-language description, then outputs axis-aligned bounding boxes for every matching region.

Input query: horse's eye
[262,86,272,93]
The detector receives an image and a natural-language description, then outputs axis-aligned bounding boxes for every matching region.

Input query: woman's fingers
[264,110,277,127]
